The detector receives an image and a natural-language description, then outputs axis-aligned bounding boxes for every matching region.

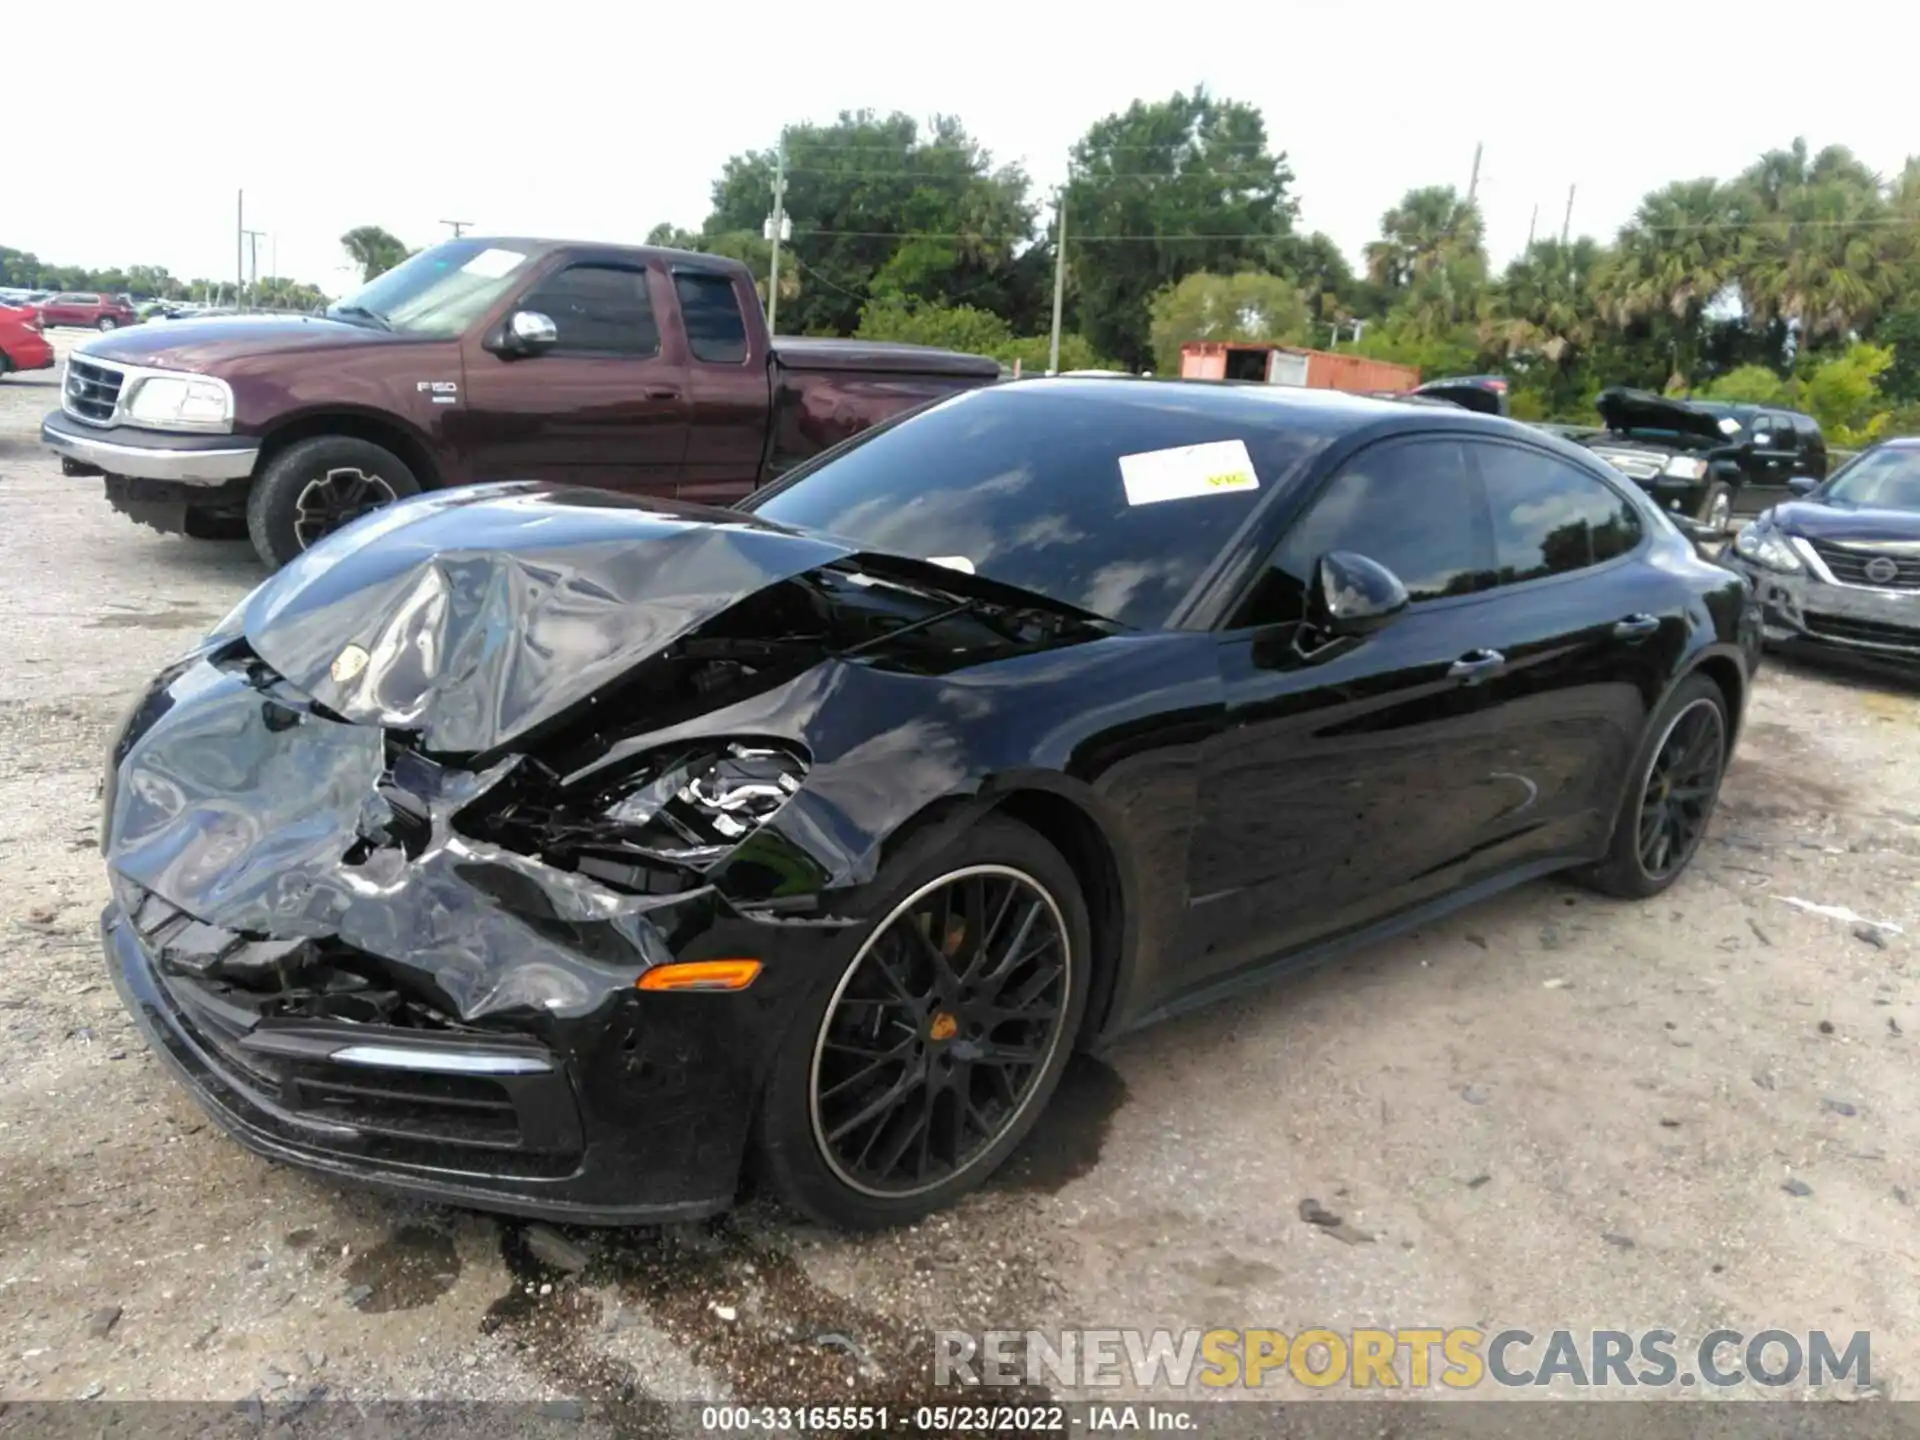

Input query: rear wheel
[97,316,118,331]
[0,350,11,378]
[245,435,420,569]
[1575,674,1729,899]
[753,816,1091,1228]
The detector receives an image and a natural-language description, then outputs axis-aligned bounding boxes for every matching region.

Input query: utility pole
[440,219,472,237]
[765,138,788,333]
[241,229,266,307]
[1047,183,1068,374]
[1561,184,1576,247]
[1526,204,1538,250]
[1466,141,1483,206]
[235,190,244,303]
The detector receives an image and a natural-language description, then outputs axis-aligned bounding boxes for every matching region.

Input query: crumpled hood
[239,483,857,755]
[1771,498,1920,544]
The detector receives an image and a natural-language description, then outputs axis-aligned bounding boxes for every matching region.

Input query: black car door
[1182,436,1518,995]
[1450,438,1679,880]
[1741,410,1800,512]
[1180,433,1681,1004]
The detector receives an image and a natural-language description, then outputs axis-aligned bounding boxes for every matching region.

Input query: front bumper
[103,885,832,1223]
[1728,549,1920,663]
[42,409,258,486]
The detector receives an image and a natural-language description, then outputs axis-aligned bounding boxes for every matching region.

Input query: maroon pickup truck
[41,237,1001,567]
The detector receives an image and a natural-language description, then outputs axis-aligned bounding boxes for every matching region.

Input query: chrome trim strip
[329,1044,552,1076]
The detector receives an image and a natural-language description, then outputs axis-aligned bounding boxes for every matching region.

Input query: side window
[1759,412,1792,447]
[518,264,660,357]
[1473,442,1642,583]
[673,271,749,363]
[1230,438,1490,628]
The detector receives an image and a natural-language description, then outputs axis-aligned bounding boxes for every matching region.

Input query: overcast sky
[15,0,1914,297]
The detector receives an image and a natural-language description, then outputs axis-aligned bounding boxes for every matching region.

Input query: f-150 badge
[416,380,459,405]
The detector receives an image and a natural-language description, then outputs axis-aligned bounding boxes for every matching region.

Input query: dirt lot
[3,330,1918,1418]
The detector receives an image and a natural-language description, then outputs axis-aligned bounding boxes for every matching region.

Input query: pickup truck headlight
[1733,521,1803,573]
[1661,455,1708,480]
[124,373,234,432]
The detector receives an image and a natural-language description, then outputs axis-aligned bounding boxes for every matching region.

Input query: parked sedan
[0,308,54,377]
[37,292,138,331]
[100,380,1757,1228]
[1727,437,1920,663]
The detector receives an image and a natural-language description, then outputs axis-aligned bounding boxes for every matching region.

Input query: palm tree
[339,226,409,283]
[1364,186,1486,290]
[1730,141,1890,343]
[1592,179,1736,389]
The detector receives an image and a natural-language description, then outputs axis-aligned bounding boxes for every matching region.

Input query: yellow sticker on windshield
[1118,439,1259,506]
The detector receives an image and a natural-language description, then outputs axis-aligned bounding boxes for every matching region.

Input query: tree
[1364,185,1486,291]
[855,297,1013,356]
[1268,230,1359,331]
[1699,365,1791,406]
[1146,272,1309,372]
[1592,179,1737,390]
[1064,89,1296,370]
[340,226,410,283]
[1480,237,1602,413]
[1730,139,1890,346]
[1800,341,1894,443]
[701,112,1040,338]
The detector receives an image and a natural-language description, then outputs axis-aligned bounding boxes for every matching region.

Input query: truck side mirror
[486,309,558,358]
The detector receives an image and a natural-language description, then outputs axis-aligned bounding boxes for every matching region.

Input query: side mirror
[1750,432,1772,448]
[1308,550,1409,638]
[485,309,558,358]
[1787,476,1819,496]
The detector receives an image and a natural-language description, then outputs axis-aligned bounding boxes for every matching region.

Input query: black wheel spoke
[812,865,1070,1197]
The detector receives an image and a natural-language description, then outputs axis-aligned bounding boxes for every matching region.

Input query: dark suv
[1575,388,1827,530]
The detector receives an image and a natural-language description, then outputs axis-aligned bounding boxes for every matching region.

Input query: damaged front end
[100,483,1117,1220]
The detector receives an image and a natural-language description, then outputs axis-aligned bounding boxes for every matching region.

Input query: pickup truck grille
[1807,539,1920,591]
[64,357,124,424]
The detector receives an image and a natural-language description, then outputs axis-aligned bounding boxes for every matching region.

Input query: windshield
[328,239,534,338]
[743,382,1340,629]
[1822,447,1920,511]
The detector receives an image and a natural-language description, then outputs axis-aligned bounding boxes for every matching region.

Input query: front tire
[97,317,118,331]
[754,816,1092,1228]
[245,435,420,569]
[1575,674,1730,899]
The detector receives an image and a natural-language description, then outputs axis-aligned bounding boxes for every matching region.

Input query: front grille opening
[1802,610,1920,649]
[64,357,124,424]
[1808,540,1920,591]
[285,1063,523,1148]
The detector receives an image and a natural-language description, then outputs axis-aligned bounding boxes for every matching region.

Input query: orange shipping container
[1177,341,1418,393]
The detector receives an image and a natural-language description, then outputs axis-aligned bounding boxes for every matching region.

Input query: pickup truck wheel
[247,436,420,569]
[97,317,119,331]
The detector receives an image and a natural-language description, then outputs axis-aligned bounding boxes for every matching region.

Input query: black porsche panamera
[100,378,1761,1228]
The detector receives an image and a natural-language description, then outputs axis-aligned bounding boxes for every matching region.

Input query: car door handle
[644,387,680,401]
[1447,648,1506,684]
[1613,613,1661,641]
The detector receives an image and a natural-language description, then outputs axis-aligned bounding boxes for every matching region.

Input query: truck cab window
[673,272,749,363]
[521,264,661,357]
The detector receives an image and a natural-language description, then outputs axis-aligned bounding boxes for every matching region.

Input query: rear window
[673,271,749,363]
[744,383,1341,629]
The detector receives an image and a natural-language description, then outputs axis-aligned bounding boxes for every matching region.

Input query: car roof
[1003,374,1508,432]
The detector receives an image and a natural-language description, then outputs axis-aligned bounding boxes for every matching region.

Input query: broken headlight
[601,741,808,865]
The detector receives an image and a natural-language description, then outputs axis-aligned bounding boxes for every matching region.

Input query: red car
[36,292,137,331]
[0,309,54,377]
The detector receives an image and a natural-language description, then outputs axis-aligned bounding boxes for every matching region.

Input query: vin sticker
[1118,438,1259,506]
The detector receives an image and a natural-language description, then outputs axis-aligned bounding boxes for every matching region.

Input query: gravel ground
[3,331,1917,1418]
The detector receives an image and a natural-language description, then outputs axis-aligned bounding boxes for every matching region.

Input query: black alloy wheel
[292,467,398,549]
[810,864,1071,1198]
[1576,673,1731,899]
[1633,697,1725,882]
